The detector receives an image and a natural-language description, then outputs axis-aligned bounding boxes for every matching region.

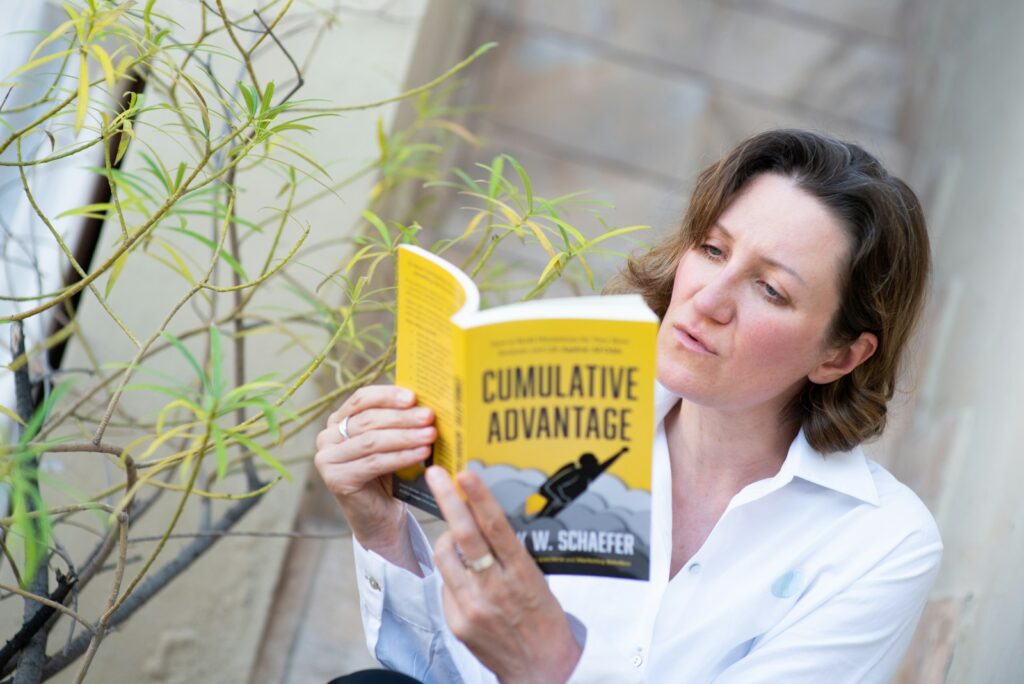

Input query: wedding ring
[463,552,496,573]
[337,415,352,441]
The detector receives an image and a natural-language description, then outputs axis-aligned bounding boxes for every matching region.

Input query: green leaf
[173,162,186,192]
[487,155,505,200]
[261,81,276,112]
[212,425,229,481]
[19,380,75,445]
[160,331,208,391]
[122,382,195,402]
[229,431,292,482]
[239,82,257,116]
[585,223,651,247]
[209,325,224,399]
[139,151,171,193]
[361,210,391,248]
[173,227,249,281]
[503,154,533,214]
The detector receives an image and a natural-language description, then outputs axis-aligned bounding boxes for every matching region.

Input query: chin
[657,365,712,405]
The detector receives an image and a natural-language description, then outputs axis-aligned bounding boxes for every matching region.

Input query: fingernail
[398,389,414,402]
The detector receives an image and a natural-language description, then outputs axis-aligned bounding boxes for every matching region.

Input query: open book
[394,244,658,579]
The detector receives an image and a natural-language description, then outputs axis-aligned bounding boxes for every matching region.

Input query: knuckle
[360,432,380,453]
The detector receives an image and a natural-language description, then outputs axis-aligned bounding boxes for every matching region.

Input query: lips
[672,324,717,355]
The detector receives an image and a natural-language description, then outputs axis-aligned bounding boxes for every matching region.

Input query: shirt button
[688,562,702,575]
[367,576,381,591]
[631,655,643,668]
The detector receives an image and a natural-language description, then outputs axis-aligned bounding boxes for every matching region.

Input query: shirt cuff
[352,507,440,648]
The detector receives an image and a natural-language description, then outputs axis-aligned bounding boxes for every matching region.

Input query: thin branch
[38,491,264,680]
[0,573,77,673]
[292,41,497,112]
[0,580,93,636]
[69,513,128,684]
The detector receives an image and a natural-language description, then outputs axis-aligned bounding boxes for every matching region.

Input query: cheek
[740,316,824,372]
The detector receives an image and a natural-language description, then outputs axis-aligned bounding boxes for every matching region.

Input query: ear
[808,331,878,384]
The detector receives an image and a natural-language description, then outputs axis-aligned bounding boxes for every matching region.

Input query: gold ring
[463,552,495,573]
[337,415,352,440]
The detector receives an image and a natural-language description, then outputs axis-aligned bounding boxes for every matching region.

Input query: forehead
[714,174,851,286]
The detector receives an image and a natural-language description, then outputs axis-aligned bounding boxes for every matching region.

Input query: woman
[314,129,942,683]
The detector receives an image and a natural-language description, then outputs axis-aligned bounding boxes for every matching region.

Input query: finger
[328,385,417,425]
[433,531,473,594]
[335,444,432,485]
[426,466,495,568]
[315,445,430,493]
[316,426,435,465]
[458,470,523,563]
[347,406,434,438]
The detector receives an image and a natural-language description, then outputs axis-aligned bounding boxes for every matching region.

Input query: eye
[760,281,788,305]
[699,244,725,261]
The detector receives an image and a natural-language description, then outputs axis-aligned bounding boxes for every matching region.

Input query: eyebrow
[712,223,807,287]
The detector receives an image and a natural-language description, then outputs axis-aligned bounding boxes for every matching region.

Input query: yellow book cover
[395,245,658,580]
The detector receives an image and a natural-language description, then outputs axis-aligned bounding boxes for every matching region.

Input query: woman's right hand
[314,385,435,555]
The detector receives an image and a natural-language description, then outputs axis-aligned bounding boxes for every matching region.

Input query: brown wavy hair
[606,129,931,453]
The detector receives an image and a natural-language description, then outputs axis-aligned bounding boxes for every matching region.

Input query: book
[394,244,659,580]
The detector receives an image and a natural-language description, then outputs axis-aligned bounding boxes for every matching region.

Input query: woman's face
[657,173,852,416]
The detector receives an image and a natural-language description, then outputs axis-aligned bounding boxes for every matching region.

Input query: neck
[665,398,800,499]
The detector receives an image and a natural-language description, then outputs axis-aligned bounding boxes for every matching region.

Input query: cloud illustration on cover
[468,461,651,551]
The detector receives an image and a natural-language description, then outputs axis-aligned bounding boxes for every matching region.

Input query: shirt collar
[653,381,880,507]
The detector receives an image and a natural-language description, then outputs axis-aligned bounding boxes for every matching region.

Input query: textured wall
[885,0,1024,681]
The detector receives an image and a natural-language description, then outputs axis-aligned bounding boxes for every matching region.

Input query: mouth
[672,324,717,355]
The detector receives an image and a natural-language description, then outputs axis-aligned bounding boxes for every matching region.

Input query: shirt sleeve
[352,508,499,684]
[712,522,943,684]
[561,613,630,683]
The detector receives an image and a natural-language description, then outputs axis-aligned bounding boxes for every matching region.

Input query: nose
[692,269,735,324]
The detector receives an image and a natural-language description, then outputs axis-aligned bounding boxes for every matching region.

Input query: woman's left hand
[425,466,582,684]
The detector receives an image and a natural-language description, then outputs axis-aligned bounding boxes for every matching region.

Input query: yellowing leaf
[27,19,74,64]
[459,210,487,240]
[75,53,89,134]
[0,403,26,426]
[526,219,556,258]
[105,251,128,297]
[115,118,133,164]
[89,43,116,89]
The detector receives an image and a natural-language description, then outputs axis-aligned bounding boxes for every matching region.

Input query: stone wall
[886,0,1024,681]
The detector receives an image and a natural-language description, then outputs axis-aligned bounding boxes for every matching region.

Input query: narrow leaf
[75,53,90,133]
[88,43,116,89]
[160,331,207,390]
[229,431,292,482]
[209,325,223,398]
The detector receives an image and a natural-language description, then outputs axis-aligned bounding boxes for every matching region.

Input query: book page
[395,247,471,482]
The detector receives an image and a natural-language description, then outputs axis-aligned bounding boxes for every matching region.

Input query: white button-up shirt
[353,382,942,683]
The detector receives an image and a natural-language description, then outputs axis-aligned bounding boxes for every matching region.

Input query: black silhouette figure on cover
[524,446,629,519]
